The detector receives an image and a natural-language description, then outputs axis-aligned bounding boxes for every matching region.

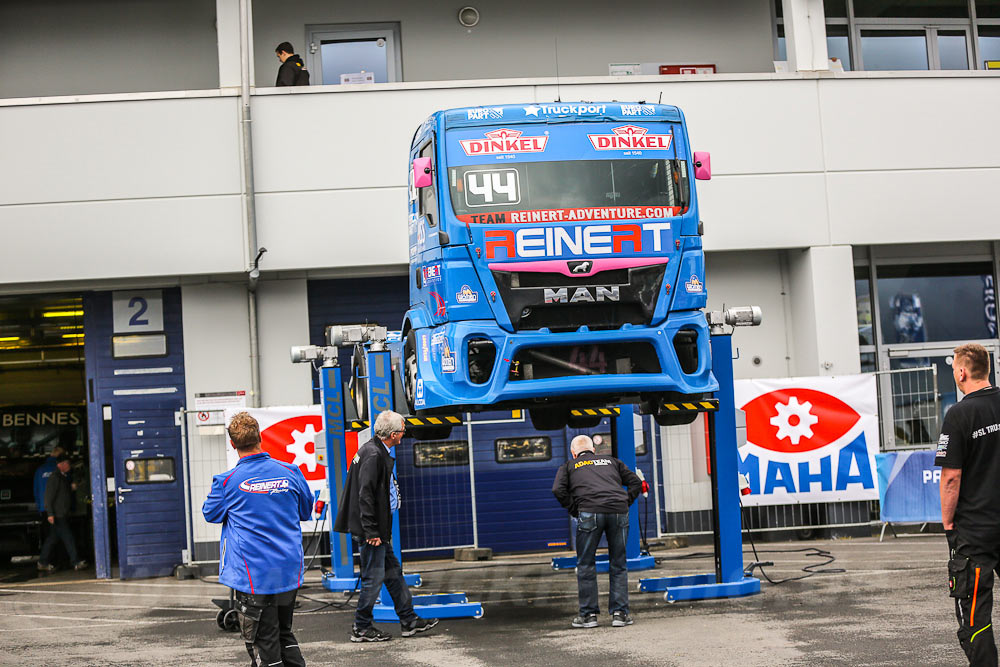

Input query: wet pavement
[0,535,963,666]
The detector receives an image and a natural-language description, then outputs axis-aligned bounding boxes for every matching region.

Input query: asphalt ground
[0,535,967,666]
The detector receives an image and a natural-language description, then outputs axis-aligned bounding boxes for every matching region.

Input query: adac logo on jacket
[239,477,291,494]
[260,415,326,482]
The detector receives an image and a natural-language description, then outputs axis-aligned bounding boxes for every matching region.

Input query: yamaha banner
[875,450,941,523]
[735,375,880,506]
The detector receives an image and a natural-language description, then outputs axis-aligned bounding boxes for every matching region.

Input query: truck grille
[491,264,666,332]
[508,342,661,381]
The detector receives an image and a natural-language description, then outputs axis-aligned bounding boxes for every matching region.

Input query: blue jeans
[354,539,417,629]
[576,511,629,616]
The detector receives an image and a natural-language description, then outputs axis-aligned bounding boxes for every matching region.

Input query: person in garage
[552,434,642,629]
[203,411,313,667]
[38,453,87,572]
[937,343,1000,666]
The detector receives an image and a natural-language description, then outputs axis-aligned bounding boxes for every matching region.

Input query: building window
[304,23,402,85]
[876,262,995,345]
[855,266,874,346]
[413,440,469,468]
[495,436,551,463]
[774,0,990,69]
[125,457,175,484]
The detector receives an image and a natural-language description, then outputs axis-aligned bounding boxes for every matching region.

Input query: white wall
[3,74,999,288]
[181,282,254,545]
[251,0,775,86]
[0,96,245,284]
[705,250,793,380]
[257,279,313,406]
[0,0,219,99]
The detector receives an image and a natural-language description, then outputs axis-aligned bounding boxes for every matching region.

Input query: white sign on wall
[112,290,164,333]
[735,374,879,507]
[194,391,247,426]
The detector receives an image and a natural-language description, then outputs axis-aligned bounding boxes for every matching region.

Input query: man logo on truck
[544,286,620,304]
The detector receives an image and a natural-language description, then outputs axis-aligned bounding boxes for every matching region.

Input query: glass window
[862,30,929,70]
[861,352,877,373]
[828,25,853,70]
[980,27,1000,68]
[877,263,996,344]
[938,31,970,69]
[320,39,387,84]
[976,0,1000,18]
[855,267,873,346]
[413,440,469,467]
[112,333,167,358]
[449,159,689,221]
[495,436,551,463]
[419,142,438,224]
[588,431,647,456]
[125,457,175,484]
[854,0,967,18]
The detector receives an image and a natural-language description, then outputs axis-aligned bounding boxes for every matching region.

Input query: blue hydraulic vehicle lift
[635,310,762,602]
[313,339,483,621]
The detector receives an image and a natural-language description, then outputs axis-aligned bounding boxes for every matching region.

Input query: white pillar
[216,0,242,89]
[786,246,861,377]
[257,279,313,407]
[781,0,830,72]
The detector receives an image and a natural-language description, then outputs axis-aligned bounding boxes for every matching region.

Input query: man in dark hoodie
[39,455,87,572]
[275,42,310,86]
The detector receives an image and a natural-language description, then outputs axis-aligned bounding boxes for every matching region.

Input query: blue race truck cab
[400,102,718,431]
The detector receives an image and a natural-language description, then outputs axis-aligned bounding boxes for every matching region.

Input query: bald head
[570,435,595,457]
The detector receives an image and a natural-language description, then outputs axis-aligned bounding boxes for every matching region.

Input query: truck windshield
[448,159,689,222]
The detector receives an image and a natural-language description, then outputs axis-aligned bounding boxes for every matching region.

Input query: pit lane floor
[0,535,961,666]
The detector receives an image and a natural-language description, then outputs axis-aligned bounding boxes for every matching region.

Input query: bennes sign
[735,375,879,506]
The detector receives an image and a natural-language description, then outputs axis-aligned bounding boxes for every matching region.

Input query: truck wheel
[566,413,602,429]
[403,330,418,414]
[350,345,368,422]
[529,407,569,431]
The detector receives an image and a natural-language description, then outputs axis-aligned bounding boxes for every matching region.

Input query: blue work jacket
[202,452,313,595]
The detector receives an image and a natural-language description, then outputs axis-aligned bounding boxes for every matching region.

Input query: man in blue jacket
[203,412,313,667]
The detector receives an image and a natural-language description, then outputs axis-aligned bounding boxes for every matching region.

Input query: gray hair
[373,410,405,440]
[570,434,595,456]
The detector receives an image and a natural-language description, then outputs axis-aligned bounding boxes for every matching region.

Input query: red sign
[659,64,717,75]
[260,415,326,481]
[588,125,672,151]
[742,388,861,454]
[460,128,548,156]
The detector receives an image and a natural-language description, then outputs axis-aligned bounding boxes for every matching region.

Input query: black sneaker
[73,560,88,571]
[401,617,439,637]
[350,625,391,642]
[571,614,598,628]
[612,611,634,627]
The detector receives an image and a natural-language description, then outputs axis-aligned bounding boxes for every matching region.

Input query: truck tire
[403,330,418,415]
[529,407,569,431]
[350,345,368,422]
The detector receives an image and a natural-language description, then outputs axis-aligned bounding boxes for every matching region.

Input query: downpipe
[239,0,263,407]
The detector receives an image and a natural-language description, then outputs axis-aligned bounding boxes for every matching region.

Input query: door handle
[117,487,132,504]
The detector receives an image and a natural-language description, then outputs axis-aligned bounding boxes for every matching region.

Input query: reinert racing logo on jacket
[239,477,291,495]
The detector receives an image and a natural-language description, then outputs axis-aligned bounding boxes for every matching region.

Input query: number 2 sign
[112,290,164,333]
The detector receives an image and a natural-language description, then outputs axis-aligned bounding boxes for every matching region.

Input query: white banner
[224,405,329,530]
[735,374,879,506]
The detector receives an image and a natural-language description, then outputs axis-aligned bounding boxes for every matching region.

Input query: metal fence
[874,365,940,451]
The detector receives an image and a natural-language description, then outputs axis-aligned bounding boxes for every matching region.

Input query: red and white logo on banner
[735,375,879,506]
[587,125,672,151]
[459,128,548,156]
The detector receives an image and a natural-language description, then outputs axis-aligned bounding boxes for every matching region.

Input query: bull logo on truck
[569,260,592,274]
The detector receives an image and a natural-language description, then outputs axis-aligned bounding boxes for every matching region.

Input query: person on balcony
[275,42,310,86]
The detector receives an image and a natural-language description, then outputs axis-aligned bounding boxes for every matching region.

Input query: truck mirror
[413,157,433,188]
[693,151,711,180]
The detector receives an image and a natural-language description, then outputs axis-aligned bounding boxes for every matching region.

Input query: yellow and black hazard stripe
[348,415,463,432]
[569,407,620,417]
[659,398,719,413]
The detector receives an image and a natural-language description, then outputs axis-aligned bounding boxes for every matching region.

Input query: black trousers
[234,589,305,667]
[951,540,1000,667]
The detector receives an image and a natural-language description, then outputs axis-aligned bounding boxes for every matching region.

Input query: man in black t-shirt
[552,434,642,629]
[936,343,1000,666]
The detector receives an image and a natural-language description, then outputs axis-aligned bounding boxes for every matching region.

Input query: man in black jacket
[334,410,437,642]
[39,455,87,572]
[553,434,641,629]
[275,42,310,86]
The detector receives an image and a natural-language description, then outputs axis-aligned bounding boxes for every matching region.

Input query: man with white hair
[552,433,642,629]
[334,410,439,642]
